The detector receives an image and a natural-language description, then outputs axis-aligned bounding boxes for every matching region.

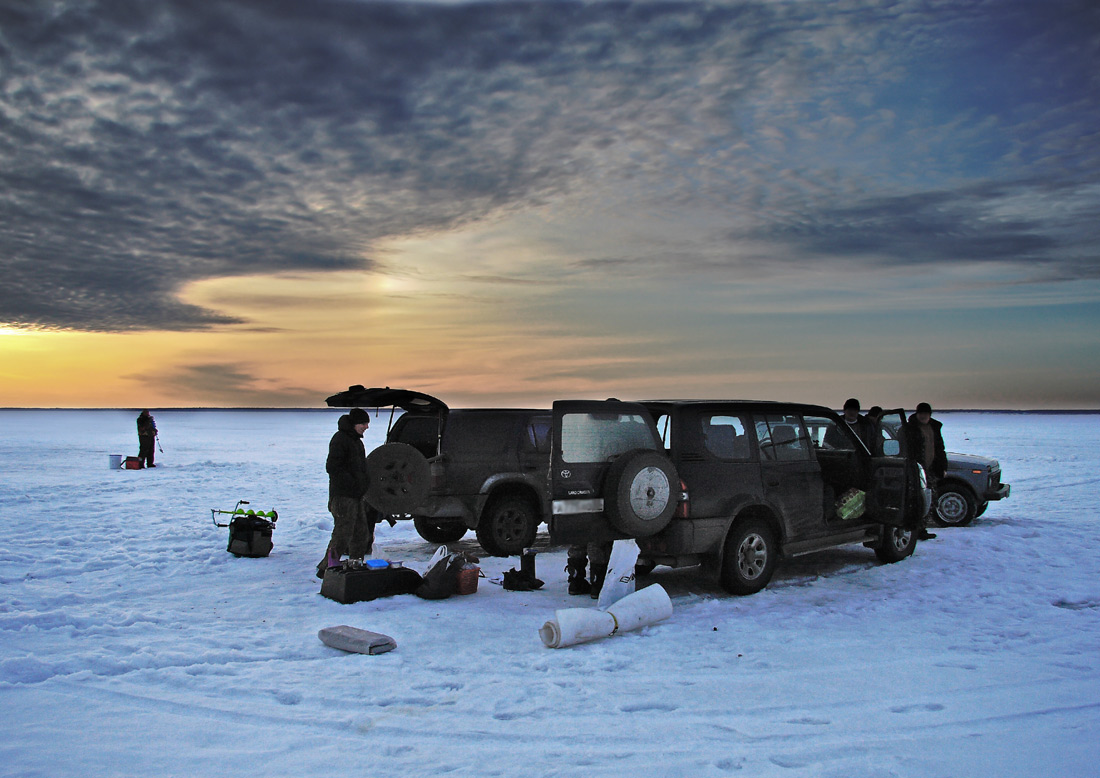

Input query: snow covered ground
[1,409,1098,778]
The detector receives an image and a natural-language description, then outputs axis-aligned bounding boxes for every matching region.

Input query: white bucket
[108,454,123,470]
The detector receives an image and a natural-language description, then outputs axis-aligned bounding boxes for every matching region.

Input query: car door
[549,400,663,544]
[864,408,917,527]
[755,413,824,538]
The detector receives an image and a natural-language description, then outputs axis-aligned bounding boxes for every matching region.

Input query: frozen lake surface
[1,409,1098,777]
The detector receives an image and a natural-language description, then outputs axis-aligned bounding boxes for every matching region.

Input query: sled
[318,625,397,655]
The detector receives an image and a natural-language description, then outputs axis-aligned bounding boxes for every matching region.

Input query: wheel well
[716,505,782,566]
[481,484,543,522]
[938,478,977,500]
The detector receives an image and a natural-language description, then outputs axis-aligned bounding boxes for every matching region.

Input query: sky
[1,0,1098,409]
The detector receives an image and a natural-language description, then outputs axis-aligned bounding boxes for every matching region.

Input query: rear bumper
[548,512,624,545]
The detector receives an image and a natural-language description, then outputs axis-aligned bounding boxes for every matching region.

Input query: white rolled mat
[539,584,673,649]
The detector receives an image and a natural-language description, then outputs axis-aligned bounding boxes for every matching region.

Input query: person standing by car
[905,402,947,540]
[136,410,158,468]
[317,408,375,578]
[826,398,875,451]
[566,542,613,597]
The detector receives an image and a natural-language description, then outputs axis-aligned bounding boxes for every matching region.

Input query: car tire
[933,485,978,527]
[413,517,468,544]
[365,443,431,515]
[874,525,917,563]
[603,449,678,538]
[719,518,778,595]
[476,494,539,557]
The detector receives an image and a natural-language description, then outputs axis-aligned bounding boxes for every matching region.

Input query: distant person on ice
[136,410,157,468]
[317,408,376,578]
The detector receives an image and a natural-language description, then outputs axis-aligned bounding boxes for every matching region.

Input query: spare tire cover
[603,449,678,537]
[365,443,431,515]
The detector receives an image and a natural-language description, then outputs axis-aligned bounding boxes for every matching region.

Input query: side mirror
[882,439,901,457]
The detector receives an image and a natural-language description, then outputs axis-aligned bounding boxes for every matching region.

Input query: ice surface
[1,409,1098,777]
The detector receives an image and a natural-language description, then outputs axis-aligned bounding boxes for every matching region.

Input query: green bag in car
[835,488,866,521]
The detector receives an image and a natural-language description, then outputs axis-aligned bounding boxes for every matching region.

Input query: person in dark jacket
[136,410,157,468]
[825,398,876,451]
[905,402,947,540]
[317,408,375,578]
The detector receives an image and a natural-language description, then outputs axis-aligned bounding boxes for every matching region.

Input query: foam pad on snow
[318,625,397,655]
[539,584,673,649]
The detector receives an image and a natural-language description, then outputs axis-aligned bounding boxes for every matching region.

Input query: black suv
[326,386,550,556]
[549,400,930,594]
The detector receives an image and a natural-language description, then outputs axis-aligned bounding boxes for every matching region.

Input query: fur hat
[915,402,932,414]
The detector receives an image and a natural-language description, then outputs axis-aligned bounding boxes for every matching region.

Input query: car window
[701,414,750,460]
[444,414,515,456]
[653,413,672,450]
[560,412,658,464]
[804,415,855,451]
[390,414,439,457]
[877,412,906,458]
[526,417,551,454]
[755,414,811,461]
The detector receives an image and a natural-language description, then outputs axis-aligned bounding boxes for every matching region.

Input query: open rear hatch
[325,385,447,414]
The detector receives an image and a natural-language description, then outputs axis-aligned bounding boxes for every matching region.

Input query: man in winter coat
[905,402,947,540]
[136,410,157,468]
[317,408,375,578]
[825,398,875,451]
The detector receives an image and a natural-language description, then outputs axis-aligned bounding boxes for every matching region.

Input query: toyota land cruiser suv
[549,399,930,594]
[326,386,550,556]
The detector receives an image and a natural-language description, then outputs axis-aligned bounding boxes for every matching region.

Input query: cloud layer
[1,0,1098,331]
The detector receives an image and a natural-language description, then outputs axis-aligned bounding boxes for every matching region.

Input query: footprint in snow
[1052,598,1100,610]
[890,703,944,714]
[619,701,678,713]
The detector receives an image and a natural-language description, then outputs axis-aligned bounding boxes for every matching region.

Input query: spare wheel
[604,449,678,537]
[365,442,430,514]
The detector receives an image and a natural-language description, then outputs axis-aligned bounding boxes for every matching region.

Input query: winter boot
[589,562,608,600]
[566,559,591,596]
[316,548,341,579]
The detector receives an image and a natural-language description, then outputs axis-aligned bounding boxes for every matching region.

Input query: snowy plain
[1,409,1098,778]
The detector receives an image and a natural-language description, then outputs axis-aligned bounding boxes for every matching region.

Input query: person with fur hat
[905,402,947,540]
[317,408,375,578]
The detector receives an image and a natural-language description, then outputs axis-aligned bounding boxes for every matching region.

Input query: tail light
[675,479,689,519]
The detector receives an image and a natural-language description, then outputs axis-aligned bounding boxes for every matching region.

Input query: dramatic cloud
[1,0,1098,330]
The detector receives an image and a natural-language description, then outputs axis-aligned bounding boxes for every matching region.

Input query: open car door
[550,400,677,545]
[865,408,923,528]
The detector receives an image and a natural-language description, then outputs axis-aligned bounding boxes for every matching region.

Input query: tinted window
[701,414,750,460]
[560,413,658,464]
[390,414,439,457]
[526,416,551,454]
[653,413,672,449]
[444,414,517,456]
[804,415,855,451]
[756,414,810,461]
